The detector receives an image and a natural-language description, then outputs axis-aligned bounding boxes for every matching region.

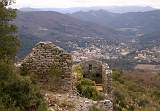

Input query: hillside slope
[70,10,160,34]
[113,70,160,110]
[20,6,155,13]
[15,11,123,42]
[16,11,128,58]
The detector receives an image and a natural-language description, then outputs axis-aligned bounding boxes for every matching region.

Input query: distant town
[65,37,160,70]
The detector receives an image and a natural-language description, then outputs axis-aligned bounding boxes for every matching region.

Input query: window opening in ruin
[96,73,100,77]
[89,64,92,71]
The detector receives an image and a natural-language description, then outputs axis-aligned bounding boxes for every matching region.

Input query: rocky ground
[43,91,112,111]
[44,92,95,111]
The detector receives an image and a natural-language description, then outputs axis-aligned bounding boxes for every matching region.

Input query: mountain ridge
[15,11,127,57]
[19,6,155,13]
[16,11,123,41]
[70,9,160,35]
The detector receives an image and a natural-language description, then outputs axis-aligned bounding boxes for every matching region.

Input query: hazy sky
[12,0,160,8]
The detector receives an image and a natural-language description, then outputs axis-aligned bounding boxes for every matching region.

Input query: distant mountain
[16,10,160,58]
[16,11,123,41]
[19,6,155,13]
[101,6,155,13]
[70,10,160,35]
[19,7,40,12]
[15,11,127,57]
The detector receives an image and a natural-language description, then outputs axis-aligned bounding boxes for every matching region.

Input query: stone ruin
[81,60,103,84]
[20,41,112,95]
[80,60,112,98]
[20,41,73,93]
[19,41,113,111]
[80,60,113,111]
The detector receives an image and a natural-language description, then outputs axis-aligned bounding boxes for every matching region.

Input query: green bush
[73,65,83,80]
[76,79,100,100]
[0,1,48,110]
[112,69,160,111]
[1,79,47,111]
[89,106,102,111]
[20,64,29,76]
[0,61,48,111]
[0,60,16,86]
[112,69,124,84]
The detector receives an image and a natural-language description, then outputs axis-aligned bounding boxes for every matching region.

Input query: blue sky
[12,0,160,8]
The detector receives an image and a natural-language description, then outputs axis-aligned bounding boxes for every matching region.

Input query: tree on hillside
[0,1,47,111]
[0,0,19,60]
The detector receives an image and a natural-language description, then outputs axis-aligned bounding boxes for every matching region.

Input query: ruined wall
[102,63,112,98]
[81,60,103,84]
[21,41,73,93]
[80,60,112,97]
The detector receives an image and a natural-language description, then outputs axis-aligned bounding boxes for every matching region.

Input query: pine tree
[0,1,47,111]
[0,0,19,60]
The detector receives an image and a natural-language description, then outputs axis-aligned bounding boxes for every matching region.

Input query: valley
[15,9,160,70]
[1,1,160,110]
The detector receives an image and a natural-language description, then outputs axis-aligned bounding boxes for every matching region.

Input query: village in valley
[69,38,160,70]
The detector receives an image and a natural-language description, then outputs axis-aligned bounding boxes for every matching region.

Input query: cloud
[12,0,160,8]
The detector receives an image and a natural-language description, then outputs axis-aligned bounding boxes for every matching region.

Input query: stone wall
[80,59,112,97]
[81,60,103,84]
[19,41,113,110]
[102,63,112,99]
[20,41,73,93]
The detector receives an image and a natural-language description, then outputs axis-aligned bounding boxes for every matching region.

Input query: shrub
[112,69,160,110]
[0,77,47,111]
[20,64,29,76]
[76,79,100,100]
[89,106,102,111]
[0,60,16,86]
[72,65,83,80]
[0,60,48,111]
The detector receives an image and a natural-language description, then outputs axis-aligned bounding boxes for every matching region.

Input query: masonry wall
[102,63,112,98]
[21,42,73,93]
[80,60,112,97]
[81,60,103,84]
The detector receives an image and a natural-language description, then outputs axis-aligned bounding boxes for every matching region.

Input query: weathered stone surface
[18,41,113,110]
[80,59,112,98]
[20,41,73,93]
[81,60,103,84]
[97,100,113,111]
[44,91,113,111]
[44,92,95,111]
[102,63,112,99]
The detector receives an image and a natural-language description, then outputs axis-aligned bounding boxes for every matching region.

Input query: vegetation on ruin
[73,64,84,80]
[112,69,160,111]
[76,78,99,100]
[73,65,104,101]
[89,106,102,111]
